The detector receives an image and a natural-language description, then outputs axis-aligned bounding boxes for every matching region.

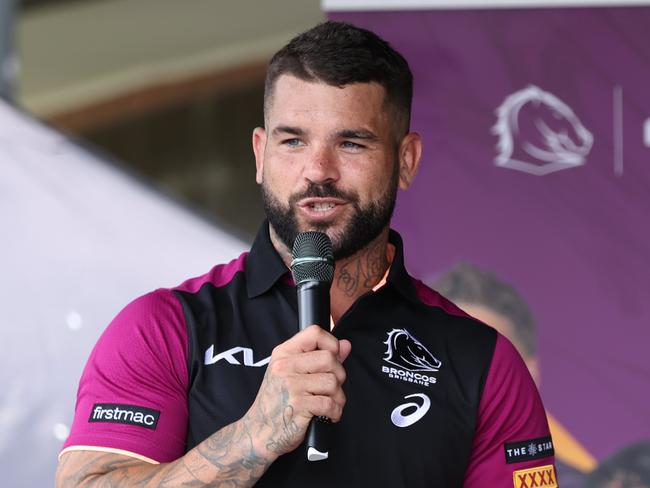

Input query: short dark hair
[585,442,650,488]
[433,262,537,357]
[264,21,413,137]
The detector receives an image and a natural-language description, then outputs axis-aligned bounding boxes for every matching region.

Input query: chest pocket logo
[390,393,431,428]
[384,328,441,372]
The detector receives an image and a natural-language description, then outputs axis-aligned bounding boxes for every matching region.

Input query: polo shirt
[62,223,556,487]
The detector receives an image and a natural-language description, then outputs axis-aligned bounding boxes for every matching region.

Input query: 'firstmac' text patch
[89,403,160,430]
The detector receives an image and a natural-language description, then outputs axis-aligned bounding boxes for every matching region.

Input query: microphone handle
[297,280,332,461]
[297,280,330,331]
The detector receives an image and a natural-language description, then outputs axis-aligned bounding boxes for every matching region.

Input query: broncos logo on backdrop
[383,329,441,372]
[492,85,593,176]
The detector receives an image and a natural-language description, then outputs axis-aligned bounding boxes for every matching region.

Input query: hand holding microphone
[291,231,340,461]
[243,232,350,464]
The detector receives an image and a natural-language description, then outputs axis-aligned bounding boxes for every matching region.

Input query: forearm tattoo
[266,405,300,454]
[56,418,272,488]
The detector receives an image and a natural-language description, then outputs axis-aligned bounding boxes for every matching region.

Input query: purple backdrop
[329,7,650,460]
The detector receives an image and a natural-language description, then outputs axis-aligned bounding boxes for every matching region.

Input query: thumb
[337,339,352,363]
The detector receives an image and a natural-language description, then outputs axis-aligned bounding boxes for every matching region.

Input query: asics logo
[390,393,431,428]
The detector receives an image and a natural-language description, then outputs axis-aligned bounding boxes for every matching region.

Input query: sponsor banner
[505,436,555,464]
[513,465,558,488]
[89,403,160,430]
[329,5,650,463]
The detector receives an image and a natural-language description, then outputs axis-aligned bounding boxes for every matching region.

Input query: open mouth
[297,198,347,220]
[310,202,336,212]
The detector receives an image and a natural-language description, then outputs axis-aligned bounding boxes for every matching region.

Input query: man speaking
[56,21,556,487]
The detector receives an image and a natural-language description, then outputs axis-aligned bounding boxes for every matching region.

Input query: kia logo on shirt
[204,345,270,367]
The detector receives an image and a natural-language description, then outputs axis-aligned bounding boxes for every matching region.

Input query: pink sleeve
[463,334,557,488]
[61,289,189,463]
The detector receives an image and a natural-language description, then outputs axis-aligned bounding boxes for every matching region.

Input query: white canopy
[0,100,247,486]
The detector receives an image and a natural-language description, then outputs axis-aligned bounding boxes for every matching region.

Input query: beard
[262,165,399,260]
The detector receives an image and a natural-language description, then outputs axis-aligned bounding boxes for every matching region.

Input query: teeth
[312,202,335,212]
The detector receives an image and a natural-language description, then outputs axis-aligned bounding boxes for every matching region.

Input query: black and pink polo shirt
[62,223,556,487]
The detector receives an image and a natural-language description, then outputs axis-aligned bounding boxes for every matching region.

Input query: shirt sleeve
[61,289,189,463]
[463,333,558,488]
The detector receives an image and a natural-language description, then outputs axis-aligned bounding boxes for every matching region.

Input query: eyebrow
[336,129,379,141]
[271,126,379,142]
[272,125,305,137]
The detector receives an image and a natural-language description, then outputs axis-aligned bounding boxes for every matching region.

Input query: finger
[337,339,352,363]
[282,350,347,384]
[276,325,340,357]
[298,394,346,423]
[291,372,343,397]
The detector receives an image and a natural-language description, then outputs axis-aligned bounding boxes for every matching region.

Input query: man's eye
[283,138,303,147]
[342,141,364,150]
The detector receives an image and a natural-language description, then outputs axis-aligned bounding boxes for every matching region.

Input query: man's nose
[302,145,339,185]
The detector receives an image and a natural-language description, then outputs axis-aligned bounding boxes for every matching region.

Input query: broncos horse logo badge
[492,85,593,176]
[383,329,441,372]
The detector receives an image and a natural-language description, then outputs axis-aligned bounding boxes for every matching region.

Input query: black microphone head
[291,231,335,285]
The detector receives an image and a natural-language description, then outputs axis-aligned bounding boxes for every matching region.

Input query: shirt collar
[384,228,420,304]
[246,221,291,299]
[246,221,420,304]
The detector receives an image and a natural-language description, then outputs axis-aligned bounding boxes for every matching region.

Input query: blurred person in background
[585,442,650,488]
[434,262,599,488]
[56,22,556,487]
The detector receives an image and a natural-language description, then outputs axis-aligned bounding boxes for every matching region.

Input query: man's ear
[252,127,267,184]
[397,132,423,190]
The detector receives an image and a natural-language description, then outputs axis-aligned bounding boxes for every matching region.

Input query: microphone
[291,231,335,462]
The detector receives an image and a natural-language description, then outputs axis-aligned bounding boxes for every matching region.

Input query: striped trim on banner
[322,0,650,11]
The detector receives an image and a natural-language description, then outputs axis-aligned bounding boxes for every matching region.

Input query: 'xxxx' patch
[513,465,557,488]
